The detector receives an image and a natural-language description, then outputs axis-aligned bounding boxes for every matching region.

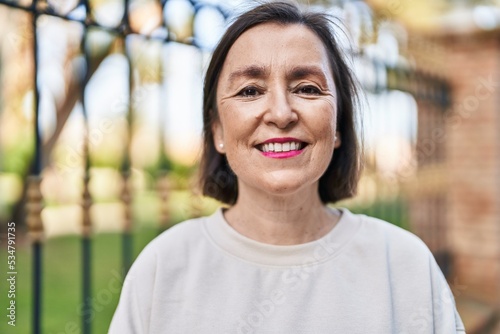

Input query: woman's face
[213,22,340,198]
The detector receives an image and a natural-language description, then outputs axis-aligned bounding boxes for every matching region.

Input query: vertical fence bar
[157,47,170,234]
[121,0,133,275]
[81,185,92,334]
[27,176,43,334]
[157,172,170,233]
[81,2,93,332]
[121,165,133,276]
[28,1,43,333]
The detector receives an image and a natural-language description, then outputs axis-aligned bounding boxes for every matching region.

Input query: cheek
[295,96,336,123]
[309,108,337,163]
[320,103,337,138]
[318,114,336,137]
[219,102,260,143]
[304,104,337,141]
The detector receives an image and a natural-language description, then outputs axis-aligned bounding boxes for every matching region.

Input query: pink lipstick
[257,137,306,159]
[261,150,304,159]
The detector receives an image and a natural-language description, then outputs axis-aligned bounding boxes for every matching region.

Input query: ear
[212,119,225,154]
[334,131,341,149]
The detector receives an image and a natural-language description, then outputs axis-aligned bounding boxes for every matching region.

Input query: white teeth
[260,141,303,153]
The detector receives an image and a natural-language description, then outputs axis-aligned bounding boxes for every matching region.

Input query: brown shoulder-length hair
[199,1,362,205]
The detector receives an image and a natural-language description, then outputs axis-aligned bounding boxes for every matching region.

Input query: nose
[262,89,298,129]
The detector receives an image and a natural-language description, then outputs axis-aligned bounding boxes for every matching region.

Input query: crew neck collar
[203,207,361,267]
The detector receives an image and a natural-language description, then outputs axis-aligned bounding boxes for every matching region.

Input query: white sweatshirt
[109,208,465,333]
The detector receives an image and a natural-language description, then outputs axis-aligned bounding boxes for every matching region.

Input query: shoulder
[118,213,216,307]
[124,213,215,277]
[343,211,464,332]
[110,215,215,333]
[343,211,450,300]
[344,209,433,263]
[150,215,209,251]
[136,214,214,267]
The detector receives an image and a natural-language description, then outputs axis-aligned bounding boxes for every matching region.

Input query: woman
[110,2,465,333]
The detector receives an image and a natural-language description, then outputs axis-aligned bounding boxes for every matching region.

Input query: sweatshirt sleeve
[429,255,466,333]
[108,243,158,334]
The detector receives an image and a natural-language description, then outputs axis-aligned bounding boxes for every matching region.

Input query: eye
[237,86,261,97]
[297,85,321,95]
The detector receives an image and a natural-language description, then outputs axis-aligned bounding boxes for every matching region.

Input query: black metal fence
[0,1,450,333]
[0,1,228,333]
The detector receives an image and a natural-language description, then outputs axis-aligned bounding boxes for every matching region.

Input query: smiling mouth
[256,141,307,153]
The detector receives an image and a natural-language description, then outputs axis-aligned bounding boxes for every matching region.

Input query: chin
[256,173,317,196]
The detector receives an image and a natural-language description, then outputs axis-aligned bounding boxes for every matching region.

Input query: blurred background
[0,0,499,333]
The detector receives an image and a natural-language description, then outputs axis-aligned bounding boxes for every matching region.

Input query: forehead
[219,22,333,81]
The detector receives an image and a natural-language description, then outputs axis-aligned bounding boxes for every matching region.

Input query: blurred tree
[43,30,117,167]
[1,13,119,227]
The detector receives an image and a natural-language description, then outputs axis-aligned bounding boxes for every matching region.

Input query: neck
[223,183,340,245]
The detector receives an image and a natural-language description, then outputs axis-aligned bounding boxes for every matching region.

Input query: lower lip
[260,149,304,159]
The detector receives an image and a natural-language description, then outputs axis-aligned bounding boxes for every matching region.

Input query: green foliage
[90,147,123,170]
[346,198,410,230]
[1,132,34,175]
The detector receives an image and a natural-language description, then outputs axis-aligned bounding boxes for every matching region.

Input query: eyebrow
[226,64,331,88]
[228,65,268,87]
[286,65,330,86]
